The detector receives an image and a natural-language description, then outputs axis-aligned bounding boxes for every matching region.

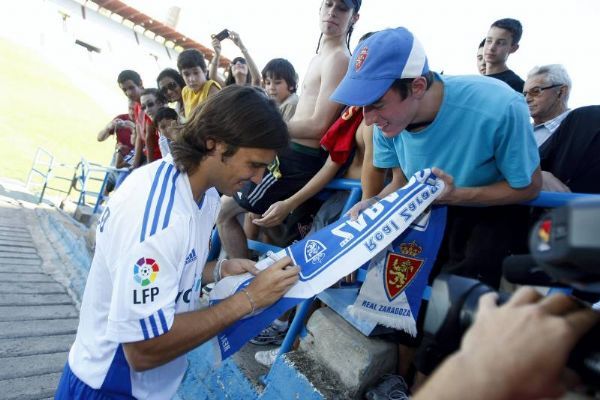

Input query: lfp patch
[133,257,159,287]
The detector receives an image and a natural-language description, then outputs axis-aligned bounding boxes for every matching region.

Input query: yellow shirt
[182,80,221,117]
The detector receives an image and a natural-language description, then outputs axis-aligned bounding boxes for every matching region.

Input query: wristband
[240,288,256,315]
[213,259,225,282]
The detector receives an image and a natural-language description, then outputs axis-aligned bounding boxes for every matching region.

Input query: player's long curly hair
[171,86,289,175]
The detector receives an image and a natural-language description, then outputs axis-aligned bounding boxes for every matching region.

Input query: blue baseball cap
[331,27,429,106]
[343,0,361,12]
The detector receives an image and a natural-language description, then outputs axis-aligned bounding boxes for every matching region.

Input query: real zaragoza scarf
[208,169,445,363]
[348,206,446,337]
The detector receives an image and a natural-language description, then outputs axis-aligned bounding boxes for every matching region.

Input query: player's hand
[221,258,259,277]
[252,200,292,228]
[246,257,299,309]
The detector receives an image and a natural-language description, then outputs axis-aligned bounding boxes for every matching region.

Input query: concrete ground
[0,179,82,399]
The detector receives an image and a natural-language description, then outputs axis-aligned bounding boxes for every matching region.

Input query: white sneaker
[254,347,280,367]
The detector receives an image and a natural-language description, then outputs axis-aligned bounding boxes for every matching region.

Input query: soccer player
[55,86,299,399]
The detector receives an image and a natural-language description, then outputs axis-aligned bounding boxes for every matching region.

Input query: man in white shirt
[55,86,300,399]
[524,64,572,147]
[524,64,572,191]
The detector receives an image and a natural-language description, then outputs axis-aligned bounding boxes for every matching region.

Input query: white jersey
[68,155,220,399]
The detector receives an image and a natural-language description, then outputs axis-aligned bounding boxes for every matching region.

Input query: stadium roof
[88,0,230,67]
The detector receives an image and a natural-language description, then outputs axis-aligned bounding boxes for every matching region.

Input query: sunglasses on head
[159,81,179,95]
[141,101,155,111]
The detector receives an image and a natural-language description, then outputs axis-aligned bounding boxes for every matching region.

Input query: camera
[422,198,600,390]
[213,29,230,42]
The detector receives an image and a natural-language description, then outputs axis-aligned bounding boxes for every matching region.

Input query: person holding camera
[412,287,599,400]
[209,30,262,87]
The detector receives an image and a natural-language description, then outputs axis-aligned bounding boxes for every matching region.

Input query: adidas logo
[185,249,198,265]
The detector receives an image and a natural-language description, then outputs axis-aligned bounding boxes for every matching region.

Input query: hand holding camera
[212,29,230,42]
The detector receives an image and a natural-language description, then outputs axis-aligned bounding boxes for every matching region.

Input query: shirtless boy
[217,0,361,258]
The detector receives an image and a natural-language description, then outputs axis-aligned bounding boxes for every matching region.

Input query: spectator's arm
[253,157,342,227]
[412,288,599,400]
[145,123,159,163]
[434,167,542,206]
[228,31,261,86]
[132,125,144,169]
[348,167,406,220]
[287,51,348,140]
[97,119,117,142]
[114,145,127,169]
[208,37,226,87]
[541,171,571,192]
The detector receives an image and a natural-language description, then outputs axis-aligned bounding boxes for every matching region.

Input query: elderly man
[524,64,572,147]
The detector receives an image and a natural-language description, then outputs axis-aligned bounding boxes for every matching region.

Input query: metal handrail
[26,148,76,204]
[76,158,122,212]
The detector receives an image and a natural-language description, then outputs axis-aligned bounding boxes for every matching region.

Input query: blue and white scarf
[348,206,446,336]
[208,169,444,363]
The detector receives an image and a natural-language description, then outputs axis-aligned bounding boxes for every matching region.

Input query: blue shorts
[55,362,134,400]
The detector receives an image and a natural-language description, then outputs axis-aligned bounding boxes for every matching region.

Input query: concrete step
[0,252,41,260]
[0,292,74,306]
[0,233,31,241]
[0,334,75,357]
[0,225,28,230]
[0,319,78,339]
[0,305,78,321]
[0,228,30,235]
[0,258,42,266]
[0,272,56,283]
[0,282,66,294]
[0,265,43,273]
[0,372,62,400]
[0,246,37,254]
[0,241,36,249]
[0,352,68,380]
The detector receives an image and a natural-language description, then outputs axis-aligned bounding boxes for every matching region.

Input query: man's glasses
[523,84,562,98]
[141,101,155,111]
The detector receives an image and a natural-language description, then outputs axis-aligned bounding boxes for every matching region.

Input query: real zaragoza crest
[384,241,424,301]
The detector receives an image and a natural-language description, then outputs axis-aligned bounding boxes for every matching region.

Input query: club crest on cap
[355,46,368,71]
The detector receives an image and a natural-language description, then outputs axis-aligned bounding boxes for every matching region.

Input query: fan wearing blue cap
[334,26,540,244]
[335,25,543,382]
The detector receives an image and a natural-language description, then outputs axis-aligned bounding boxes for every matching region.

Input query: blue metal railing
[26,148,75,204]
